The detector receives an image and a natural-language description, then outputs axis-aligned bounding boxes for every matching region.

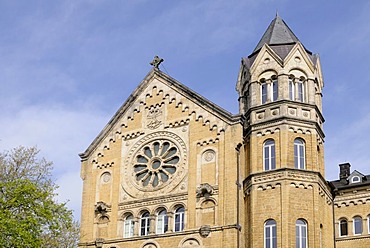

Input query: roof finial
[150,55,164,69]
[275,10,279,18]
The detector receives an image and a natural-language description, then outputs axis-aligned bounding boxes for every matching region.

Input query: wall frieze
[119,193,188,210]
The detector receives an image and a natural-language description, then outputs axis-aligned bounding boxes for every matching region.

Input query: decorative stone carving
[150,55,164,68]
[95,201,111,215]
[101,172,111,183]
[196,183,214,198]
[147,106,162,129]
[199,225,211,237]
[95,238,104,248]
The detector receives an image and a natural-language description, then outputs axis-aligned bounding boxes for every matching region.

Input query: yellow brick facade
[78,15,370,248]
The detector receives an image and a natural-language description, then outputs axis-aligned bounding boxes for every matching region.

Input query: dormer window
[351,176,361,183]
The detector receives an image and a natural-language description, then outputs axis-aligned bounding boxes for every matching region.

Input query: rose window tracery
[134,140,180,188]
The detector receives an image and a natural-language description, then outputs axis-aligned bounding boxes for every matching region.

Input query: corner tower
[237,15,334,248]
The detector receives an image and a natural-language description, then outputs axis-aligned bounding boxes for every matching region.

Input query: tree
[0,146,79,247]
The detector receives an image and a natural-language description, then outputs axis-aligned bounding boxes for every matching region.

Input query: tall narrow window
[289,79,295,100]
[367,215,370,234]
[124,214,135,238]
[294,139,305,169]
[339,219,348,237]
[261,82,268,104]
[264,219,277,248]
[296,219,307,248]
[140,211,150,236]
[174,206,185,232]
[156,209,168,234]
[353,216,362,235]
[297,79,305,102]
[264,140,276,171]
[272,80,278,101]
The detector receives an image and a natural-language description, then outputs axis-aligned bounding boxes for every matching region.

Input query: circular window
[134,140,180,188]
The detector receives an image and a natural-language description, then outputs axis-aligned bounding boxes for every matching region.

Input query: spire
[253,15,300,53]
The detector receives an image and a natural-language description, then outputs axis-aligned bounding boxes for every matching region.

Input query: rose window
[134,140,180,188]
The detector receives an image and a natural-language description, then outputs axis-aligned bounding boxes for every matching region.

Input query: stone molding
[119,193,187,210]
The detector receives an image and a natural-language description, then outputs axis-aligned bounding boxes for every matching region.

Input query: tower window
[353,216,362,235]
[339,219,348,237]
[140,211,150,236]
[261,82,268,104]
[156,209,168,234]
[367,215,370,234]
[264,219,277,248]
[261,78,278,104]
[124,214,135,238]
[263,140,276,171]
[289,78,305,102]
[296,219,307,248]
[174,206,185,232]
[294,139,305,169]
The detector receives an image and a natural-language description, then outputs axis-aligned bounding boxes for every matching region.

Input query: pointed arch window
[123,214,135,238]
[296,219,307,248]
[264,140,276,171]
[156,209,168,234]
[294,139,305,169]
[140,211,150,236]
[264,219,277,248]
[353,216,362,235]
[174,206,185,232]
[339,219,348,237]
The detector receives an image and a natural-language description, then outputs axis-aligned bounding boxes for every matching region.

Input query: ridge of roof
[253,15,300,54]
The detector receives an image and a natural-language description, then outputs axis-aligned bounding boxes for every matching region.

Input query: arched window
[123,214,134,238]
[296,219,307,248]
[261,78,278,104]
[294,139,305,169]
[140,211,150,236]
[264,140,276,171]
[297,79,305,102]
[339,219,348,236]
[261,81,268,104]
[351,176,360,183]
[353,216,362,235]
[156,209,168,234]
[174,206,185,232]
[289,78,305,102]
[264,219,277,248]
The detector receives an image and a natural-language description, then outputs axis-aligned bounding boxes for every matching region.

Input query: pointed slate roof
[253,14,300,53]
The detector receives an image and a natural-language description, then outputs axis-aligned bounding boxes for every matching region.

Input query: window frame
[339,219,348,237]
[353,216,363,235]
[289,77,306,102]
[156,209,168,234]
[140,211,150,236]
[263,139,276,171]
[261,78,278,104]
[294,139,306,169]
[261,81,268,104]
[367,215,370,234]
[123,214,135,238]
[351,176,360,183]
[264,219,277,248]
[174,206,185,232]
[296,219,307,248]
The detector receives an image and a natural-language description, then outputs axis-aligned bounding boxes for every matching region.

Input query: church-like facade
[78,16,370,248]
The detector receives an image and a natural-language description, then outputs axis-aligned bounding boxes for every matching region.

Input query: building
[78,15,370,248]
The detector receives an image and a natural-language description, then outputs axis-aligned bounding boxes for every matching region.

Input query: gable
[79,68,241,162]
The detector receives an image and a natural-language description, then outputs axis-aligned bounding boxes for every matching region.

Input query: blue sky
[1,1,370,220]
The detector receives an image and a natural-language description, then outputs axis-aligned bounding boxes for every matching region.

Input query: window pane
[298,83,304,102]
[262,84,267,103]
[289,81,294,100]
[354,217,362,234]
[272,81,278,101]
[340,220,348,236]
[271,145,276,169]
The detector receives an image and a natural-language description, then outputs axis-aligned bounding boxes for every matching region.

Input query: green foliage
[0,146,79,248]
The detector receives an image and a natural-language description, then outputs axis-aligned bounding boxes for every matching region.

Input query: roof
[253,14,300,54]
[330,173,370,191]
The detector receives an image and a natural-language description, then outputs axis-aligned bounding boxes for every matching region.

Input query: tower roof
[253,14,300,53]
